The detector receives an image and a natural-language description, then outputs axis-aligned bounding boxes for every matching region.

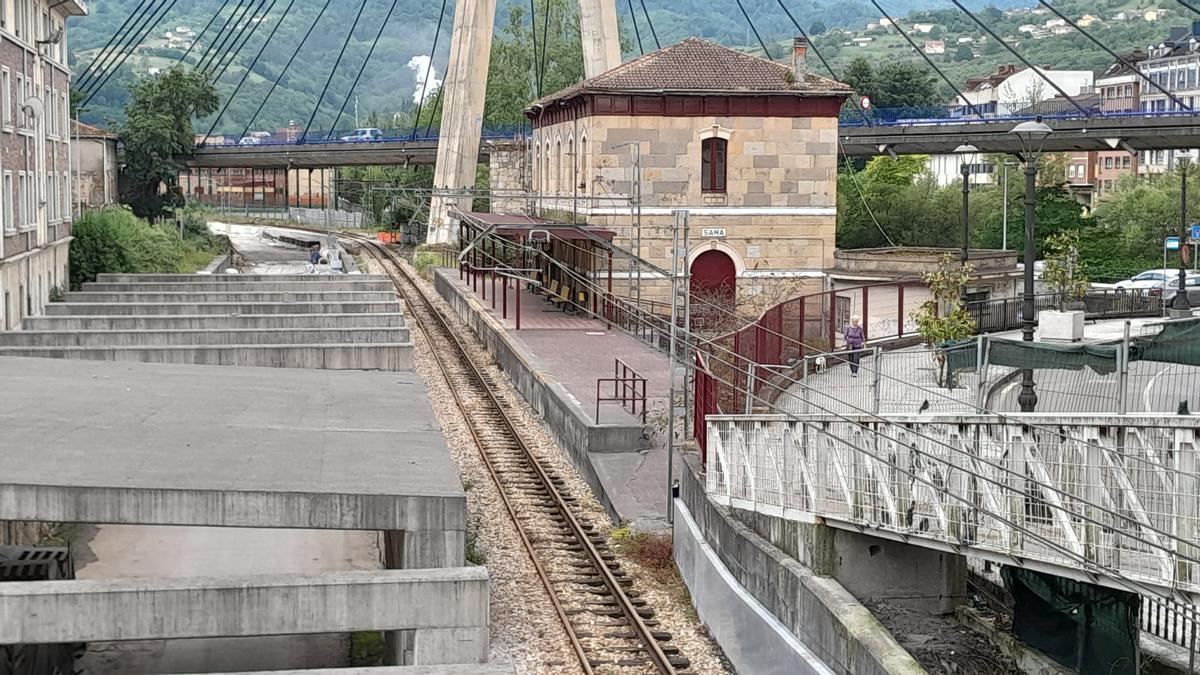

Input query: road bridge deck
[0,357,464,542]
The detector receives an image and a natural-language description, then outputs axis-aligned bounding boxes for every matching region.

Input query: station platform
[432,267,675,531]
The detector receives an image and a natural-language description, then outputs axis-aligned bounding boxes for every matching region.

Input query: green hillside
[72,0,1158,133]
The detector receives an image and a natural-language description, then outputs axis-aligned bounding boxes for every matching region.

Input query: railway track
[343,234,689,674]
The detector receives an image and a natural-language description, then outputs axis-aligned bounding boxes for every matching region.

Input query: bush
[69,207,185,288]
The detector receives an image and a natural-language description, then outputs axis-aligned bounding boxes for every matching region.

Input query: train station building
[493,36,850,308]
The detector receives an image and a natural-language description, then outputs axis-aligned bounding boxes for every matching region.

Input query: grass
[465,515,487,565]
[348,631,386,666]
[611,527,675,580]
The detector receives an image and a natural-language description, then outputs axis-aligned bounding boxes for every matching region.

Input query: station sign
[1166,236,1182,251]
[702,227,727,239]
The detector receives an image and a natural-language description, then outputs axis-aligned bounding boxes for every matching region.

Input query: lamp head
[1010,120,1054,157]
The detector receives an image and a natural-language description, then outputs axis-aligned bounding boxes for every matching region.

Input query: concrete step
[0,327,410,347]
[0,343,414,370]
[21,313,407,331]
[44,302,403,316]
[95,273,390,283]
[65,291,397,303]
[83,280,397,293]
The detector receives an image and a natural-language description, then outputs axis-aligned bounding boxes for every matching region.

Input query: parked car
[339,128,383,142]
[1113,269,1200,290]
[1159,275,1200,305]
[237,136,262,146]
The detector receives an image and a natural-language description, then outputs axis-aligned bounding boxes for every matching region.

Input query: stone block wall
[487,140,528,214]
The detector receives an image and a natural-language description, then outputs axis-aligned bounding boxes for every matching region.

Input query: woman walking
[844,315,865,377]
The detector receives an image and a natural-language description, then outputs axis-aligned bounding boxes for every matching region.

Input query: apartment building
[1138,22,1200,174]
[0,0,86,330]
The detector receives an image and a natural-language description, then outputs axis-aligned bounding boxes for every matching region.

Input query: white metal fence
[706,413,1200,597]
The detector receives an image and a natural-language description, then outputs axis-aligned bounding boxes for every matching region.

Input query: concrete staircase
[2,274,412,370]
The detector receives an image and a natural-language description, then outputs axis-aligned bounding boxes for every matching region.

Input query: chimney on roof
[792,37,808,80]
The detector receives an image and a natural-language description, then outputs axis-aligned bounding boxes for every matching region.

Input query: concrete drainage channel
[0,273,413,370]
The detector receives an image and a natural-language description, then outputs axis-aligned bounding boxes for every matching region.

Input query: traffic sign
[1166,236,1182,251]
[859,96,872,110]
[1190,224,1200,241]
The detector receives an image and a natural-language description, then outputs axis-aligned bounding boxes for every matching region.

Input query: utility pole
[1173,158,1192,312]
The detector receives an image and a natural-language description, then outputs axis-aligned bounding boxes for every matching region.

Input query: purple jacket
[845,324,865,349]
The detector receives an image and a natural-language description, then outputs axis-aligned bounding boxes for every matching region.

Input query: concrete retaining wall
[0,328,410,347]
[0,343,412,370]
[95,273,390,283]
[84,281,396,293]
[22,313,407,331]
[65,291,397,303]
[677,453,923,675]
[433,269,645,523]
[0,568,488,667]
[44,302,403,316]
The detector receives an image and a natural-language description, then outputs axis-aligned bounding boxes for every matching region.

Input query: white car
[237,136,262,146]
[339,128,383,142]
[1113,269,1200,290]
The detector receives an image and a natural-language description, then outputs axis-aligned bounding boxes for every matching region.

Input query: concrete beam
[65,291,398,303]
[43,301,403,315]
[0,327,410,347]
[0,342,413,370]
[21,313,407,331]
[0,569,489,661]
[84,281,397,292]
[185,141,447,170]
[427,0,498,245]
[579,0,621,78]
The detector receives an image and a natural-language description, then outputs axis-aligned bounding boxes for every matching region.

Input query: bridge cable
[735,0,773,59]
[237,0,334,143]
[178,0,236,65]
[193,0,252,73]
[76,0,165,94]
[949,0,1092,116]
[626,0,644,55]
[841,149,897,246]
[422,76,447,138]
[196,0,255,74]
[539,0,551,93]
[870,0,984,118]
[1175,0,1200,17]
[76,0,156,87]
[528,0,542,96]
[1040,0,1191,111]
[326,0,402,138]
[299,0,372,144]
[773,0,871,126]
[81,0,182,106]
[638,0,660,50]
[201,0,296,144]
[209,0,278,83]
[410,0,450,139]
[202,0,266,78]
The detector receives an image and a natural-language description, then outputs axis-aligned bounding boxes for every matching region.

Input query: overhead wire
[870,0,983,118]
[539,0,551,93]
[196,0,255,74]
[410,0,450,138]
[209,0,277,84]
[202,0,296,142]
[773,0,871,126]
[77,0,155,87]
[81,0,182,106]
[299,0,371,143]
[179,0,235,65]
[529,0,542,96]
[327,0,402,137]
[237,0,333,143]
[734,0,773,59]
[193,0,251,72]
[949,0,1091,115]
[77,0,164,94]
[1040,0,1191,111]
[203,0,267,78]
[461,228,1199,592]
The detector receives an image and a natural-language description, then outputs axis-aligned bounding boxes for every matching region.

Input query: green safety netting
[944,317,1200,379]
[1003,567,1139,674]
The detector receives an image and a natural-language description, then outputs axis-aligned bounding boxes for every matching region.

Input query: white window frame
[17,171,27,230]
[61,170,68,218]
[2,171,11,232]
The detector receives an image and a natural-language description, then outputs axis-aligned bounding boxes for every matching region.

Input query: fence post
[871,346,882,414]
[1118,320,1131,415]
[897,284,905,338]
[974,335,985,412]
[828,291,837,351]
[744,360,755,414]
[862,286,870,340]
[977,336,992,411]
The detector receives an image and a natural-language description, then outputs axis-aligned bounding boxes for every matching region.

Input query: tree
[809,20,827,35]
[954,44,974,61]
[912,253,976,387]
[120,67,218,219]
[1042,230,1089,310]
[840,57,940,109]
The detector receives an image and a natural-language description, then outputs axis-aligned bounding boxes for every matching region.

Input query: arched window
[543,141,551,194]
[567,137,576,192]
[579,134,588,194]
[555,139,563,195]
[701,137,727,193]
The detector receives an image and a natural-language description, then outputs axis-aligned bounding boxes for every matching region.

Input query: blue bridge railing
[840,99,1200,128]
[201,122,529,148]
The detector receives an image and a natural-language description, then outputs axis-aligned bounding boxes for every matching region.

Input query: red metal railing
[693,352,718,463]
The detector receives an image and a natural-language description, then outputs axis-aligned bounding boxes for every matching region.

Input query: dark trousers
[847,348,862,375]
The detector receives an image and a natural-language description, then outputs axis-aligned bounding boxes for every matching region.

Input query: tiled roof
[71,120,118,139]
[529,38,849,109]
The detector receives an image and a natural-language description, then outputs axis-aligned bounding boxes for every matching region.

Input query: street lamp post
[1010,120,1054,413]
[1173,158,1192,311]
[954,144,979,264]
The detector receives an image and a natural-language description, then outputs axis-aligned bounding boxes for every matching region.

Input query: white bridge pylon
[426,0,621,245]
